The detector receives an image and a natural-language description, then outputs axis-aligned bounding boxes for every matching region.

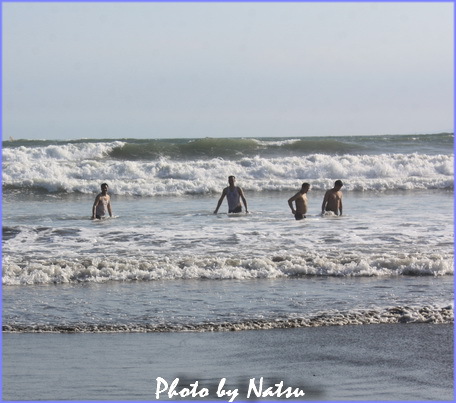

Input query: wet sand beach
[3,323,453,401]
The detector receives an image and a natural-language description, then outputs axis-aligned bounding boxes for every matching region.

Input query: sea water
[2,133,453,333]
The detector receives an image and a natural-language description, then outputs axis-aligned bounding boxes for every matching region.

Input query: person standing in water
[214,176,248,214]
[91,183,113,219]
[321,180,343,216]
[288,183,310,220]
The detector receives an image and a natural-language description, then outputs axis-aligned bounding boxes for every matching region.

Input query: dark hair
[335,180,343,187]
[301,183,310,188]
[101,183,109,188]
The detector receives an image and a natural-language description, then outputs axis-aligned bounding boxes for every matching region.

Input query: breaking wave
[2,139,453,195]
[3,252,453,286]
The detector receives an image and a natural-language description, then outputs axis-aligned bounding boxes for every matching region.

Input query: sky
[2,2,454,140]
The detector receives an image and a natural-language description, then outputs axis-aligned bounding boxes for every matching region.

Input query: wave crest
[2,151,453,195]
[3,252,453,286]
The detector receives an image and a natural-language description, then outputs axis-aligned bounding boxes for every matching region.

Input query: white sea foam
[2,143,453,195]
[2,251,453,286]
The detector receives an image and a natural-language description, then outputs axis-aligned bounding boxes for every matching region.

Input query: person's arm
[288,193,299,214]
[107,198,113,217]
[238,187,248,213]
[321,192,328,214]
[338,197,343,216]
[213,189,227,214]
[92,195,100,219]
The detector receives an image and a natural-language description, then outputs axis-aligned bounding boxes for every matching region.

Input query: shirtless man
[214,176,248,214]
[321,180,343,216]
[288,183,310,220]
[91,183,113,219]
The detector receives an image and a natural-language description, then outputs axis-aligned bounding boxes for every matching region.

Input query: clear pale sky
[3,2,454,140]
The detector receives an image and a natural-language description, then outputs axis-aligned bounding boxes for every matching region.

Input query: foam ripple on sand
[3,305,453,333]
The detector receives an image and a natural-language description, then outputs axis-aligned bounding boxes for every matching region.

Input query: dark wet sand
[2,323,453,401]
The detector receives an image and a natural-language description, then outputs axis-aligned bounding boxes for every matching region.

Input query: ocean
[2,133,454,400]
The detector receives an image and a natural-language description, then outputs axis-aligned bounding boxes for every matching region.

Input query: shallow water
[2,190,454,332]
